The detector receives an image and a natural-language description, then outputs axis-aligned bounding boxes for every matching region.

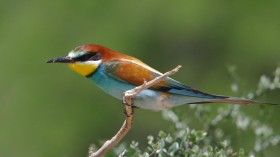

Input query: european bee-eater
[47,44,272,111]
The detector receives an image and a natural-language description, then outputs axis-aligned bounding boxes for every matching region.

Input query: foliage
[106,67,280,157]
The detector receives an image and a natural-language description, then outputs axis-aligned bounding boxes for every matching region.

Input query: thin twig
[88,65,182,157]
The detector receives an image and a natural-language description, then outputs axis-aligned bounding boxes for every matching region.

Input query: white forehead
[68,51,86,58]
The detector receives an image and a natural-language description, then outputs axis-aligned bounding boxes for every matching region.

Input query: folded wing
[104,59,228,99]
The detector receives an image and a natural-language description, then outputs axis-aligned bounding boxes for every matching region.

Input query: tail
[206,97,277,105]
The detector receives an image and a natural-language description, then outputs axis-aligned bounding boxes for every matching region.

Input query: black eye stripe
[74,52,101,61]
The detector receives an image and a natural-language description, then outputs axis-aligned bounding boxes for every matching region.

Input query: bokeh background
[0,0,279,156]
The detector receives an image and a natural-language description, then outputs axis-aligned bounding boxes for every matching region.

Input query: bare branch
[88,65,182,157]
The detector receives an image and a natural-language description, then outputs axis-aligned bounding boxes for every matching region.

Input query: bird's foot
[123,108,134,117]
[123,105,138,117]
[123,103,139,116]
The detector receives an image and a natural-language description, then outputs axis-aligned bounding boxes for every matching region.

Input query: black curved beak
[46,56,75,63]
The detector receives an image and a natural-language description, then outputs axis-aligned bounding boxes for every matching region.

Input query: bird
[46,44,274,111]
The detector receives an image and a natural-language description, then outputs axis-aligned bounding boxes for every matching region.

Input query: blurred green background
[0,0,279,156]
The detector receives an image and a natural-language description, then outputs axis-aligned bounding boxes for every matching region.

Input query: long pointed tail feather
[206,97,277,105]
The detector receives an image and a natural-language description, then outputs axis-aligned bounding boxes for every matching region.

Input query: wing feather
[104,59,227,99]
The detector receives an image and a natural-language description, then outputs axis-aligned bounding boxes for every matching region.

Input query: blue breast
[88,64,136,100]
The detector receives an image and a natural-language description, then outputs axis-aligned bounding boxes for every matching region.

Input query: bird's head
[47,44,112,77]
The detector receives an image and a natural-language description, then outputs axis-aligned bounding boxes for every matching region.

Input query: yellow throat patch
[68,63,99,76]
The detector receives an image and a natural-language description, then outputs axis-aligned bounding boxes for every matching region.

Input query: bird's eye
[75,52,101,61]
[88,52,101,61]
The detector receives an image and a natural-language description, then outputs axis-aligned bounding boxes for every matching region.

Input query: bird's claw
[123,106,137,117]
